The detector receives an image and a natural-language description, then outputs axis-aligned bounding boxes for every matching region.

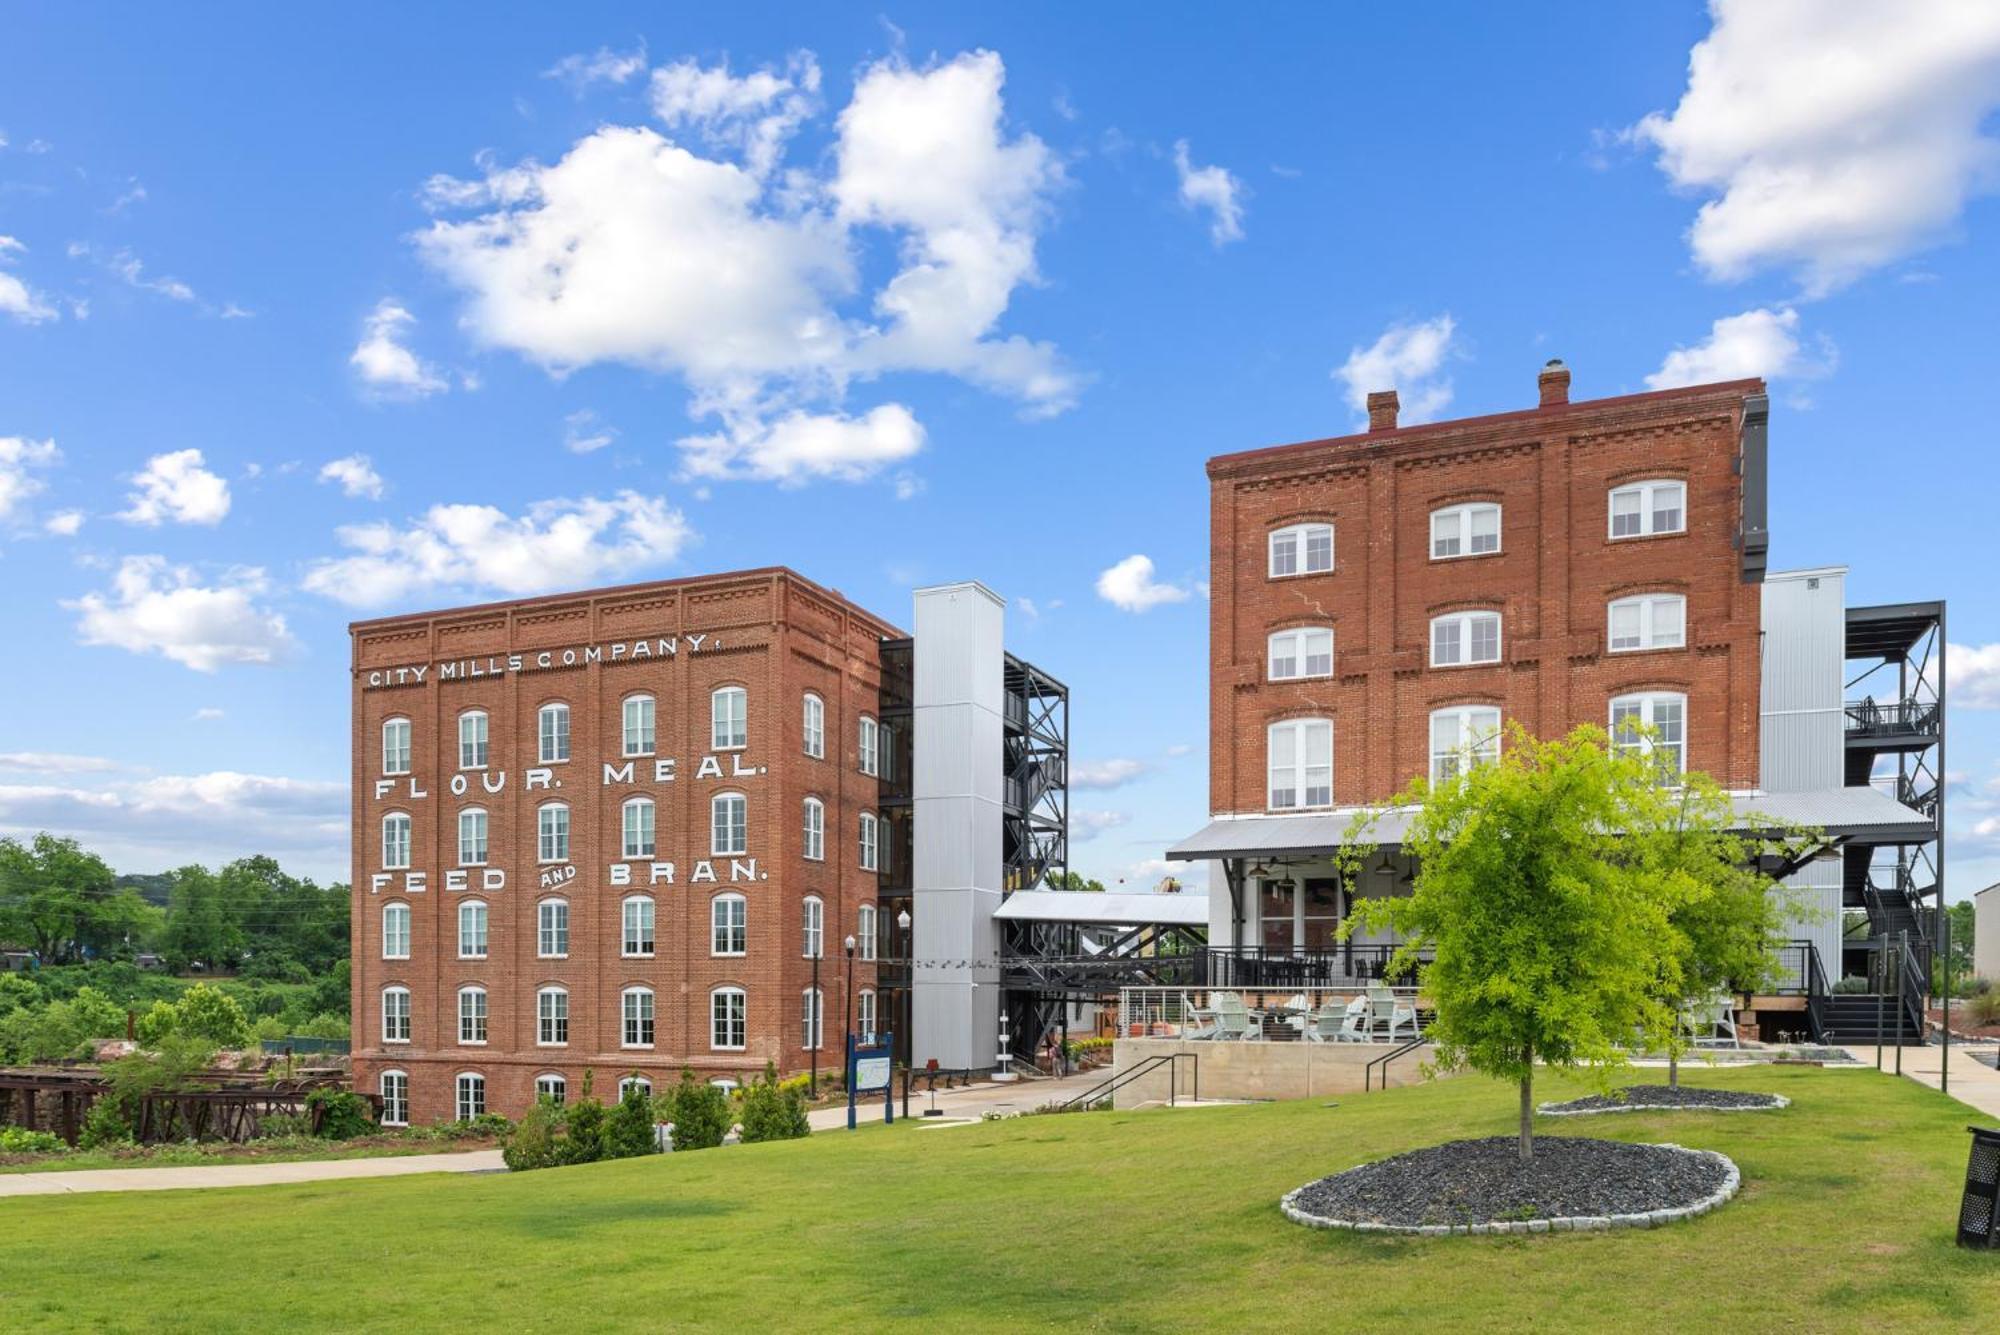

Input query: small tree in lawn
[1342,724,1691,1163]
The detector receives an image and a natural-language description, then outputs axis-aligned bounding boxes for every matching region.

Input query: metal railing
[1843,697,1941,738]
[1194,945,1432,990]
[1365,1036,1427,1092]
[1052,1052,1198,1112]
[1118,985,1424,1043]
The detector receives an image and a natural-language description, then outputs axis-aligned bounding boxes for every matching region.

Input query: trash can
[1959,1126,2000,1249]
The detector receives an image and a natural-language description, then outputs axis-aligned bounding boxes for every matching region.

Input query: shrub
[739,1062,811,1144]
[1832,975,1872,994]
[604,1084,659,1159]
[78,1098,136,1149]
[1964,988,2000,1027]
[305,1088,376,1140]
[502,1098,563,1172]
[560,1093,607,1165]
[667,1069,731,1151]
[0,1125,68,1155]
[256,1111,314,1140]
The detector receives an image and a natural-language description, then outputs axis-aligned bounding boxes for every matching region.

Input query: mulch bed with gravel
[1281,1136,1737,1236]
[1537,1085,1788,1116]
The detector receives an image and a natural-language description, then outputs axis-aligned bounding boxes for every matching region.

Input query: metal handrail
[1843,697,1941,736]
[1053,1052,1197,1112]
[1364,1035,1426,1092]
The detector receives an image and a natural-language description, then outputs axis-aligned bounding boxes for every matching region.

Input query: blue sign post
[846,1031,895,1130]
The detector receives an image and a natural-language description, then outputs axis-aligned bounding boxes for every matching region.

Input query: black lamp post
[809,944,820,1098]
[897,907,913,1118]
[844,934,857,1053]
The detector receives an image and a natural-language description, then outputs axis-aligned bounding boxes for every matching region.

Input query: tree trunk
[1518,1045,1534,1162]
[1668,1050,1679,1090]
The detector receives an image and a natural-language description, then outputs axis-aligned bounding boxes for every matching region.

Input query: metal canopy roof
[993,889,1209,926]
[1845,601,1942,659]
[1165,785,1935,862]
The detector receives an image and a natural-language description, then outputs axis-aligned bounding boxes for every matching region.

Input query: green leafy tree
[557,1070,606,1165]
[0,834,153,963]
[666,1069,731,1150]
[160,865,240,972]
[604,1081,659,1159]
[1050,872,1108,893]
[134,983,251,1049]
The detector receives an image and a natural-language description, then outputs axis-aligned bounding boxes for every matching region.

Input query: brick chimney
[1367,389,1400,432]
[1538,358,1570,408]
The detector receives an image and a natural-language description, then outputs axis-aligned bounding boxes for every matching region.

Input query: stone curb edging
[1537,1093,1789,1117]
[1279,1144,1740,1237]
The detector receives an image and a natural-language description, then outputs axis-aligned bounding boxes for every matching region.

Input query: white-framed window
[712,686,747,750]
[537,802,570,863]
[1431,610,1502,667]
[1609,479,1686,539]
[711,893,747,956]
[379,1070,409,1126]
[622,796,656,859]
[1611,691,1687,778]
[858,904,878,961]
[1429,706,1502,784]
[858,989,877,1043]
[618,1076,653,1102]
[458,986,488,1045]
[381,718,411,776]
[711,987,746,1050]
[802,895,824,960]
[711,792,747,856]
[539,703,571,764]
[455,1072,485,1122]
[382,987,411,1044]
[382,903,410,960]
[535,1073,567,1106]
[622,895,656,957]
[457,900,488,959]
[457,710,489,770]
[536,986,568,1046]
[803,797,825,861]
[538,898,569,958]
[457,807,488,867]
[622,694,656,758]
[859,716,879,777]
[1431,502,1502,559]
[1607,594,1687,653]
[1269,522,1335,578]
[1268,627,1335,681]
[622,986,655,1048]
[859,812,879,871]
[1267,719,1333,811]
[803,692,825,759]
[802,987,824,1051]
[381,812,411,870]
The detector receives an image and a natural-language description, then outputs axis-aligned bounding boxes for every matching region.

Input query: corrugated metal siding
[1759,569,1845,792]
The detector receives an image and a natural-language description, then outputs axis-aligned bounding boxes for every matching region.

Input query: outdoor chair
[1210,991,1264,1041]
[1180,995,1219,1041]
[1368,984,1418,1041]
[1689,994,1740,1049]
[1335,995,1371,1043]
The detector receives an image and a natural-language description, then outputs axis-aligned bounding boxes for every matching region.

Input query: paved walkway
[1845,1043,2000,1122]
[805,1068,1111,1130]
[0,1149,505,1198]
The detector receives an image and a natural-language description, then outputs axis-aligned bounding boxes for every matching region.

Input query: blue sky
[2,3,1998,898]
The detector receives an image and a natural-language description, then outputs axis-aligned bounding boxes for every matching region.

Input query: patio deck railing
[1117,984,1425,1043]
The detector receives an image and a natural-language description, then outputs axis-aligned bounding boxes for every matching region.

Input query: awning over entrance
[1165,785,1934,863]
[994,889,1209,926]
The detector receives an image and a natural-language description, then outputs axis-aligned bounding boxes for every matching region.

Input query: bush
[1832,976,1872,994]
[1964,988,2000,1027]
[667,1069,731,1151]
[78,1098,135,1149]
[256,1111,314,1140]
[739,1062,811,1144]
[502,1098,563,1171]
[0,1125,68,1155]
[305,1088,376,1140]
[604,1083,660,1159]
[559,1091,607,1166]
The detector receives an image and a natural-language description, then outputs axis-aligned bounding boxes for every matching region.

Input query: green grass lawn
[2,1064,1995,1332]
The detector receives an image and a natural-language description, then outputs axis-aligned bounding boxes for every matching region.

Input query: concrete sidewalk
[805,1068,1111,1130]
[1845,1043,2000,1122]
[0,1148,504,1198]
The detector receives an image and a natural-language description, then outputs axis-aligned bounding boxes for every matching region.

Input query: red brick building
[348,568,904,1125]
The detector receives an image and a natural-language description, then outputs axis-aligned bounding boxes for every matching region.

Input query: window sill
[623,951,657,960]
[1607,530,1687,543]
[1267,672,1335,684]
[621,1044,656,1051]
[535,1042,567,1049]
[713,743,748,754]
[383,1038,410,1045]
[1266,569,1336,581]
[458,1040,488,1048]
[1606,644,1688,655]
[1429,660,1502,670]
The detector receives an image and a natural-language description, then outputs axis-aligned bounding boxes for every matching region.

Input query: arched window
[1431,610,1502,667]
[1431,502,1502,559]
[381,987,411,1044]
[618,1075,654,1102]
[538,703,571,764]
[1269,522,1334,577]
[1609,479,1686,539]
[802,797,825,861]
[1611,692,1687,779]
[1267,720,1332,811]
[622,694,656,758]
[455,1072,485,1122]
[711,894,746,956]
[858,904,877,961]
[381,813,411,870]
[457,900,488,959]
[1268,627,1334,681]
[859,812,879,871]
[457,710,489,769]
[379,1070,409,1126]
[622,895,656,957]
[622,796,656,859]
[803,692,825,759]
[1607,594,1686,653]
[622,986,656,1048]
[381,903,410,960]
[712,686,747,750]
[535,1073,567,1106]
[710,987,746,1050]
[802,987,824,1051]
[381,718,411,776]
[857,990,877,1043]
[458,986,488,1045]
[859,716,879,776]
[1429,706,1502,784]
[536,986,568,1046]
[538,898,569,958]
[457,807,488,866]
[537,802,570,863]
[802,895,824,960]
[711,792,747,856]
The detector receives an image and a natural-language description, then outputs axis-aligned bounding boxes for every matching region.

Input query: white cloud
[1950,642,2000,708]
[0,236,57,324]
[1096,554,1191,613]
[1333,315,1457,428]
[0,435,59,523]
[192,707,225,721]
[562,409,617,454]
[350,299,448,397]
[1645,306,1837,390]
[1173,139,1245,245]
[107,249,195,303]
[0,752,124,775]
[1071,809,1130,841]
[68,556,295,672]
[677,404,924,485]
[650,52,820,180]
[1631,0,2000,293]
[118,448,231,526]
[1071,758,1150,791]
[318,453,385,500]
[42,509,83,536]
[301,490,694,609]
[544,44,648,92]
